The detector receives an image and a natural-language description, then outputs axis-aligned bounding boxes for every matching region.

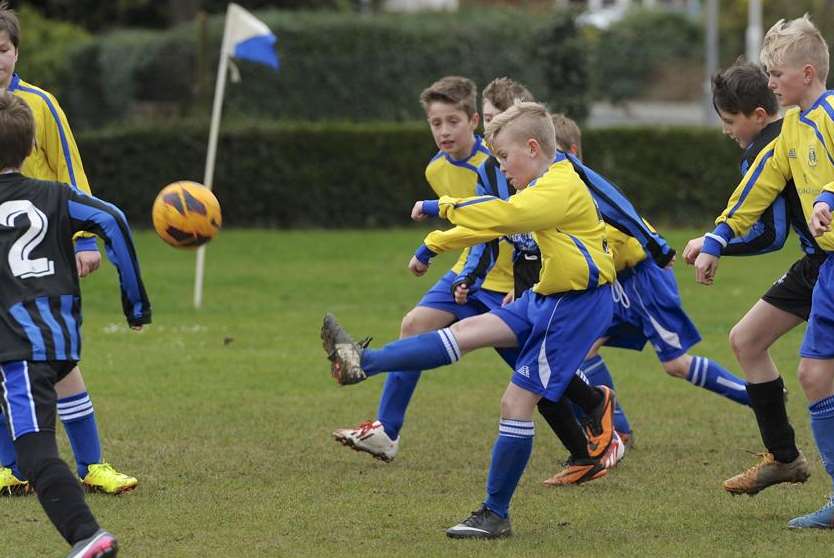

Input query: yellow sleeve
[438,186,567,235]
[41,91,90,194]
[714,136,790,237]
[424,226,503,254]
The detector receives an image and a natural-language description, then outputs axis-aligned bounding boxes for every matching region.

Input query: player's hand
[693,253,719,285]
[810,202,832,237]
[502,291,515,306]
[76,250,102,278]
[408,256,429,276]
[682,237,704,265]
[411,201,428,222]
[453,283,469,305]
[665,253,677,268]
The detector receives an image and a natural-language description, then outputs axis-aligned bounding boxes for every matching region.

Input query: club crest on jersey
[809,145,818,167]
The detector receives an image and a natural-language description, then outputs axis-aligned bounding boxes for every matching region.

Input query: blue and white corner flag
[195,3,280,310]
[224,3,280,71]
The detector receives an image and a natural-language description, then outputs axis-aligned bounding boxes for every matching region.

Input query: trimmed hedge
[49,9,587,129]
[77,122,743,230]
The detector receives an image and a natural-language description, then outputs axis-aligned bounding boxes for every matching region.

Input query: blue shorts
[0,360,74,440]
[801,255,834,359]
[491,285,613,401]
[418,270,518,367]
[603,260,701,362]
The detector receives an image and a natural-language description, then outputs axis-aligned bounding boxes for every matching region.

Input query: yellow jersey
[705,90,834,253]
[424,154,615,295]
[9,74,95,247]
[424,136,514,293]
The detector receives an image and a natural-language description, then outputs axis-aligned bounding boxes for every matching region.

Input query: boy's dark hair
[712,59,778,116]
[419,76,478,118]
[0,2,20,48]
[0,92,34,169]
[482,77,535,112]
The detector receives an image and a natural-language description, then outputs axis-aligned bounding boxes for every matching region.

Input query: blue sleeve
[816,191,834,209]
[66,189,151,327]
[720,195,789,256]
[73,236,98,253]
[570,155,675,267]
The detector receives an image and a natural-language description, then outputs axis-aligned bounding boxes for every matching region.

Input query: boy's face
[0,31,17,90]
[491,131,540,190]
[426,101,479,160]
[766,62,809,107]
[482,99,500,127]
[717,107,768,149]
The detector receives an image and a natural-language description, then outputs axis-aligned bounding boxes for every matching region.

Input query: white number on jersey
[0,200,56,278]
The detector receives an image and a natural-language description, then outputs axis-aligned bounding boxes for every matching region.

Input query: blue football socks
[57,392,101,478]
[810,394,834,489]
[377,372,422,440]
[484,419,534,519]
[579,355,631,434]
[362,328,461,376]
[686,356,750,406]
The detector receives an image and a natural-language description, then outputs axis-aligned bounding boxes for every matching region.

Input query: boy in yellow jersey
[0,3,136,496]
[331,76,517,462]
[687,15,834,528]
[322,102,615,538]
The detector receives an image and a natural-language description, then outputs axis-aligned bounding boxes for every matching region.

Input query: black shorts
[0,361,74,441]
[761,253,826,321]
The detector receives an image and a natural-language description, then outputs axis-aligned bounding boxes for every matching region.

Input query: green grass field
[2,229,831,557]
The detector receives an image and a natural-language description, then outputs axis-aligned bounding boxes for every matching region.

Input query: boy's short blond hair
[760,14,829,84]
[551,113,583,159]
[419,76,478,118]
[482,77,535,112]
[485,101,556,159]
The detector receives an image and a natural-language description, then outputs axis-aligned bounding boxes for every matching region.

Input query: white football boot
[600,430,626,469]
[333,420,399,462]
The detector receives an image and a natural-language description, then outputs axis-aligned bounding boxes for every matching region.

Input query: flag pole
[194,4,233,309]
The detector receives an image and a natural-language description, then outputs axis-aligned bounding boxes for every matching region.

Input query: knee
[796,361,820,393]
[14,433,60,482]
[729,323,759,359]
[662,357,690,379]
[400,310,424,337]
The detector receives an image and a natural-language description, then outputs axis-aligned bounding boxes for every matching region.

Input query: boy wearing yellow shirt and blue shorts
[323,102,615,538]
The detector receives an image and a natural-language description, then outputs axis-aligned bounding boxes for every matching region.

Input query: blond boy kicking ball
[322,102,615,538]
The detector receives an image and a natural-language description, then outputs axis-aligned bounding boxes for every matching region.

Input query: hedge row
[48,9,588,130]
[77,122,744,230]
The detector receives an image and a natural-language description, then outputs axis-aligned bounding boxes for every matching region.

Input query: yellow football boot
[81,463,138,495]
[0,466,31,496]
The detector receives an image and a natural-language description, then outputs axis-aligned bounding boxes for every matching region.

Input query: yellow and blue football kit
[699,90,834,360]
[8,74,97,253]
[420,152,615,400]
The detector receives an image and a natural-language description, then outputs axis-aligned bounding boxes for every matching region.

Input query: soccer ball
[152,181,222,248]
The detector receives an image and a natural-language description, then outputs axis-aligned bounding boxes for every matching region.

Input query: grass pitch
[2,229,831,557]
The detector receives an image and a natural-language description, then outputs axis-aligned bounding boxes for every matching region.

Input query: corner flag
[194,3,279,309]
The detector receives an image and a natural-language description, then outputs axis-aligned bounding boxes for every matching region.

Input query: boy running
[686,15,834,527]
